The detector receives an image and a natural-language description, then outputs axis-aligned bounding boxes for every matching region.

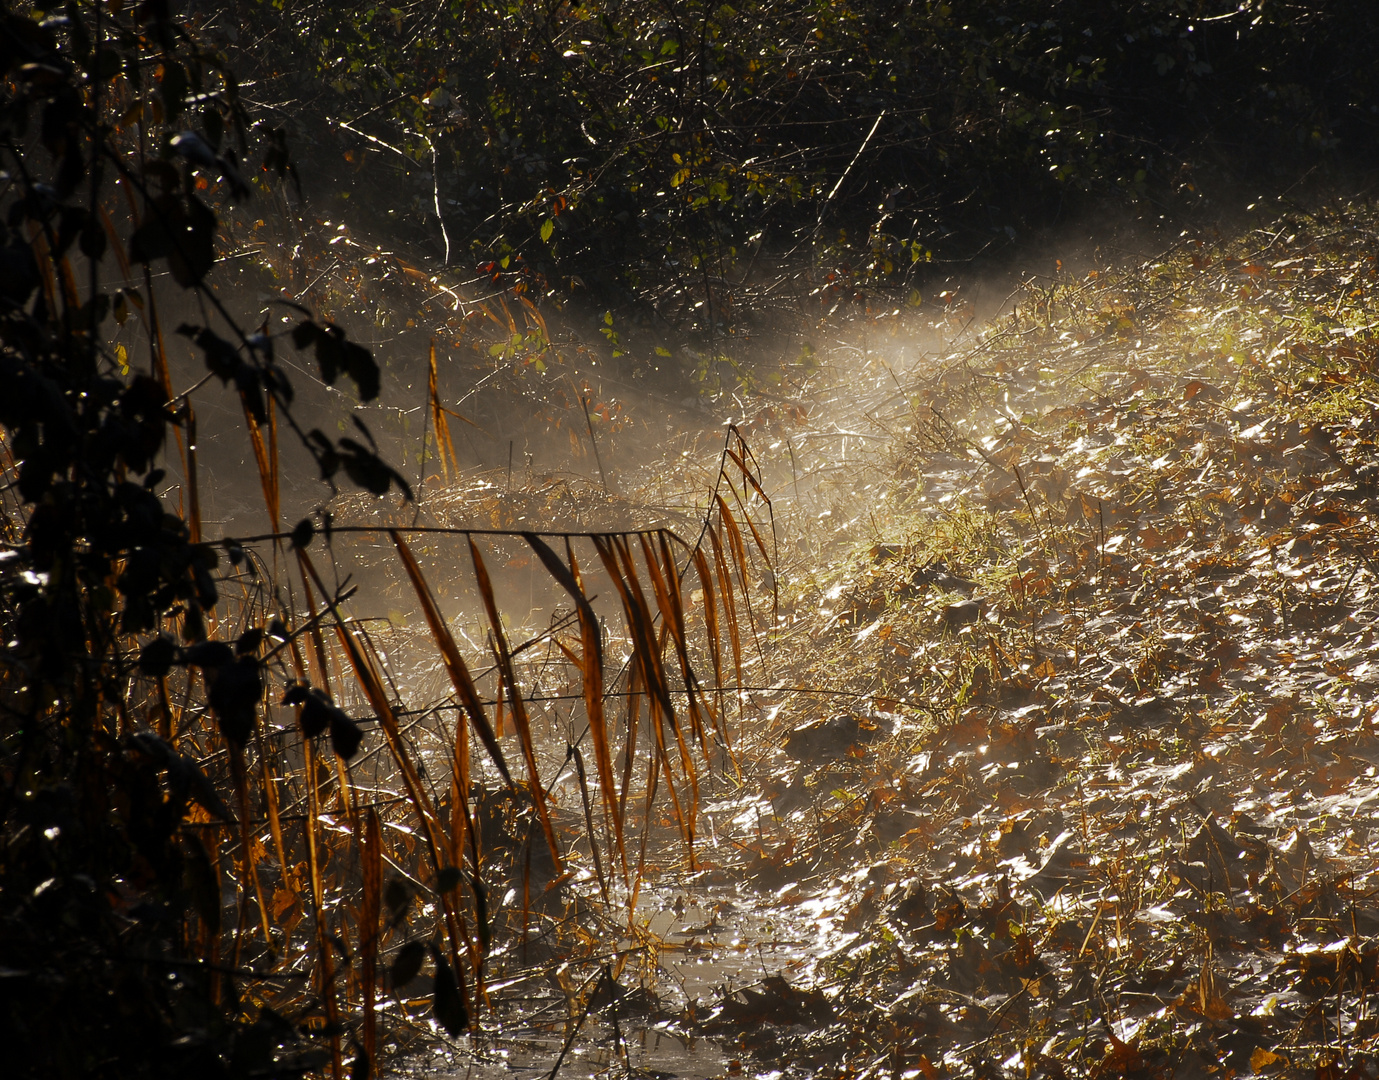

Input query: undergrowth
[0,7,775,1079]
[711,198,1379,1079]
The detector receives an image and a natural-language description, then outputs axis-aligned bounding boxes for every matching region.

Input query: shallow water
[411,868,841,1080]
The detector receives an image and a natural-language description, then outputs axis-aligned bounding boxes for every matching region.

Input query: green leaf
[540,218,554,242]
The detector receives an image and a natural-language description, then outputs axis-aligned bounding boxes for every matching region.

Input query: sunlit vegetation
[7,2,1379,1079]
[743,201,1379,1076]
[0,5,772,1077]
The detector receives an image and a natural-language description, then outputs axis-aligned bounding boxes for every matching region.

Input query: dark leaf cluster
[0,3,412,1076]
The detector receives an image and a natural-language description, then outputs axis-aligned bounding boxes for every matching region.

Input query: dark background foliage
[0,2,391,1075]
[222,0,1378,365]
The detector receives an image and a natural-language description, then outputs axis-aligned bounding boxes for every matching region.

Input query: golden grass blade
[724,452,776,569]
[724,445,764,500]
[691,548,723,692]
[617,658,641,846]
[454,781,490,1003]
[258,752,294,892]
[618,536,697,793]
[389,531,513,788]
[302,727,343,1080]
[295,552,335,696]
[25,226,57,317]
[714,492,752,594]
[688,544,737,765]
[651,620,696,863]
[468,539,563,873]
[639,533,709,759]
[663,544,727,768]
[228,744,274,955]
[332,752,358,831]
[714,494,766,667]
[299,552,475,989]
[656,531,733,765]
[348,631,476,988]
[428,338,444,482]
[428,340,462,482]
[156,675,175,742]
[243,407,278,534]
[571,746,609,906]
[145,282,173,399]
[498,295,517,333]
[515,291,550,344]
[592,536,675,735]
[267,395,281,533]
[522,533,625,871]
[452,734,470,834]
[593,537,694,858]
[56,254,79,309]
[360,808,382,1069]
[379,534,498,980]
[566,537,631,883]
[141,272,194,526]
[626,745,660,920]
[708,524,746,709]
[96,202,132,281]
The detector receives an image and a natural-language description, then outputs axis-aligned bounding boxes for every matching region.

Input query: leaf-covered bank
[692,199,1379,1079]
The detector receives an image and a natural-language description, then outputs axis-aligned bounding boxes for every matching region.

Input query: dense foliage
[0,2,400,1075]
[0,7,775,1079]
[225,0,1378,366]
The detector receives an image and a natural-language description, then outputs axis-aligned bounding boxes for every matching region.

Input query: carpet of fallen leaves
[701,202,1379,1080]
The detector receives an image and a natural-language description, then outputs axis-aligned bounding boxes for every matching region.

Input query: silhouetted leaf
[390,939,424,988]
[383,877,412,922]
[337,438,412,499]
[176,323,240,382]
[183,640,234,670]
[205,654,262,745]
[291,321,380,401]
[78,212,106,260]
[183,834,220,935]
[429,942,468,1037]
[328,710,364,761]
[167,195,215,285]
[0,242,38,304]
[138,635,177,677]
[283,685,347,740]
[290,517,314,550]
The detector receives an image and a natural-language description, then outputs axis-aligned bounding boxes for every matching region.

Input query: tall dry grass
[114,377,775,1073]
